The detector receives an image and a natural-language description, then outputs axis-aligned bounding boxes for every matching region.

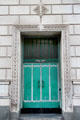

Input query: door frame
[11,25,72,114]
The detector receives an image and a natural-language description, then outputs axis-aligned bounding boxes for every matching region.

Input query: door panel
[24,67,31,101]
[42,66,49,100]
[33,67,40,100]
[50,66,58,100]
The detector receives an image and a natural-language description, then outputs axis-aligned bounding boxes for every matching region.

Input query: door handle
[59,88,61,91]
[38,80,44,88]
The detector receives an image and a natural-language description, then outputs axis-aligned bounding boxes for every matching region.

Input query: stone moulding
[11,24,72,113]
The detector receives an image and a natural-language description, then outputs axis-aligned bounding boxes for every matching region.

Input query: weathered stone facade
[0,0,80,120]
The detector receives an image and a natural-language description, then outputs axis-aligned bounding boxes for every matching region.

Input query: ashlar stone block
[10,6,29,15]
[42,0,61,4]
[20,0,40,4]
[52,5,72,14]
[71,57,80,68]
[0,69,6,80]
[76,47,80,56]
[69,25,74,34]
[70,36,80,45]
[74,5,80,13]
[63,15,80,24]
[0,6,8,15]
[62,0,80,4]
[73,98,80,106]
[71,69,76,80]
[70,46,76,57]
[0,16,19,25]
[7,47,12,57]
[77,69,80,79]
[74,25,80,34]
[0,58,11,69]
[0,26,8,35]
[0,99,10,106]
[0,47,7,56]
[0,0,19,5]
[7,69,12,80]
[42,15,62,24]
[20,16,40,24]
[0,85,8,96]
[0,36,11,46]
[73,84,80,96]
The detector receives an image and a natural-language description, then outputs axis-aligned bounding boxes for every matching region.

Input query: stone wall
[0,0,80,113]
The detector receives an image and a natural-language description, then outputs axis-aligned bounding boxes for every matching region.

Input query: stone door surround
[11,25,72,113]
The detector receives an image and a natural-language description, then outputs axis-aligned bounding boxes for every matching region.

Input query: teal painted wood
[42,67,49,100]
[24,59,58,63]
[23,102,60,108]
[23,63,60,108]
[24,67,31,100]
[50,67,58,100]
[33,67,40,100]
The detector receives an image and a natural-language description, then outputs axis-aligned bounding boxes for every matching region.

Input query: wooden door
[23,63,60,108]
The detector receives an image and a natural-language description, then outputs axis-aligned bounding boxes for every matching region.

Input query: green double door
[23,62,60,108]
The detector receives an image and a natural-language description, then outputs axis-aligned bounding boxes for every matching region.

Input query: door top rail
[24,65,58,67]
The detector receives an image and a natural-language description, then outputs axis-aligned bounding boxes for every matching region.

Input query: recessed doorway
[21,34,61,114]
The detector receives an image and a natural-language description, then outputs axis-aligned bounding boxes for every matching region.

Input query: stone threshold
[19,114,63,120]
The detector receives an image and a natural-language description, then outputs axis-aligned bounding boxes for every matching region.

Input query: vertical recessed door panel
[50,66,58,100]
[42,66,49,100]
[33,66,40,100]
[24,67,31,101]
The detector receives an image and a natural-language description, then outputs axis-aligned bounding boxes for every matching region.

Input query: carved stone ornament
[34,2,48,16]
[11,25,73,112]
